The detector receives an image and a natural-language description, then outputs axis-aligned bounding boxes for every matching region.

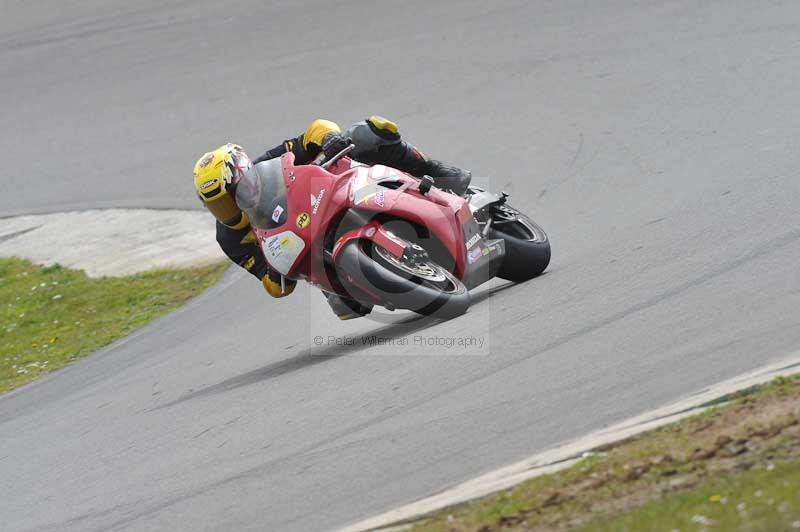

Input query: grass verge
[1,257,228,394]
[409,375,800,531]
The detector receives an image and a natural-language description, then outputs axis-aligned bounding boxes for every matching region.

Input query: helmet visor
[204,193,241,225]
[235,159,288,230]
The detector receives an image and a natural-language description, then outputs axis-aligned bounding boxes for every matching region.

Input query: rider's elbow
[303,119,341,149]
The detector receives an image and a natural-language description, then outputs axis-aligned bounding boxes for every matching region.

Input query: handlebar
[313,143,356,169]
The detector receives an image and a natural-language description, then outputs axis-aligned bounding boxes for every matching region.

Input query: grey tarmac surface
[2,1,800,531]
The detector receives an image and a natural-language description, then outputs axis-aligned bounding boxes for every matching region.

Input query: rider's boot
[346,117,472,196]
[324,293,373,320]
[372,143,472,196]
[419,159,472,196]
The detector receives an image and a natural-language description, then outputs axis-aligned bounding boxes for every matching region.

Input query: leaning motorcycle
[235,145,550,319]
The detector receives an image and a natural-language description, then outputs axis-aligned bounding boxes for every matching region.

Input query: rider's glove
[321,132,351,160]
[262,268,296,298]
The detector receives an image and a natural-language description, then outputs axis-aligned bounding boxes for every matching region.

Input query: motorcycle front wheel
[334,240,470,319]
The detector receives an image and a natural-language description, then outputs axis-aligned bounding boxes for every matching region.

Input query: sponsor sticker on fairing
[296,212,311,229]
[311,189,326,215]
[262,231,306,275]
[465,233,482,250]
[467,245,484,264]
[373,190,385,208]
[271,205,284,223]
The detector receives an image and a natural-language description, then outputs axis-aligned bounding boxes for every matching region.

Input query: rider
[193,116,471,319]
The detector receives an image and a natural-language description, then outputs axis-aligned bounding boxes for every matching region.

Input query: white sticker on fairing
[311,188,325,215]
[271,205,284,223]
[465,233,482,250]
[370,165,387,180]
[352,167,371,191]
[262,230,306,275]
[369,164,401,181]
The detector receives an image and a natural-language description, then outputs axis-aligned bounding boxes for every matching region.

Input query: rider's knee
[345,115,403,158]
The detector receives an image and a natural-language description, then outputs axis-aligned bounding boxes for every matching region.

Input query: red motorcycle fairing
[251,152,479,295]
[331,221,407,261]
[329,161,474,278]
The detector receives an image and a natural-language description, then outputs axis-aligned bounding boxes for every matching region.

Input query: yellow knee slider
[366,115,400,141]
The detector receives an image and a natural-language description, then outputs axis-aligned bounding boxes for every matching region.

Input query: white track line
[340,354,800,532]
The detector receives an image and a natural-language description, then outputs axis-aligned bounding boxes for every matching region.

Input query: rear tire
[335,241,470,319]
[488,210,550,282]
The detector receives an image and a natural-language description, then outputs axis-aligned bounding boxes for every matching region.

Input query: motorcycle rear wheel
[335,240,470,319]
[487,205,551,282]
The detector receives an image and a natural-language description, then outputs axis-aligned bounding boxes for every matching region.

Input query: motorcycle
[235,144,550,319]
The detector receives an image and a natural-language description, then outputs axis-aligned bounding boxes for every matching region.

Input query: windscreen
[235,159,288,230]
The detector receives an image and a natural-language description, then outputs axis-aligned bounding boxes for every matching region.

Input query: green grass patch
[0,257,228,394]
[580,460,800,532]
[410,374,800,531]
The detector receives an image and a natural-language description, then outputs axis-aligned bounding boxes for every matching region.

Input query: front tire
[335,241,470,319]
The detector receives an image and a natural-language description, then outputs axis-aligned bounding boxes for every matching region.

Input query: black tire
[335,241,470,319]
[488,214,551,282]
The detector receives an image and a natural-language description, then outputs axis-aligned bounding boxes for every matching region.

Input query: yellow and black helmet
[193,143,252,228]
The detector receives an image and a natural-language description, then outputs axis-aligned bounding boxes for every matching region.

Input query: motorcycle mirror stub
[418,175,435,195]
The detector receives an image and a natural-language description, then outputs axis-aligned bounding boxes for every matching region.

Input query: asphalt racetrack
[3,1,800,530]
